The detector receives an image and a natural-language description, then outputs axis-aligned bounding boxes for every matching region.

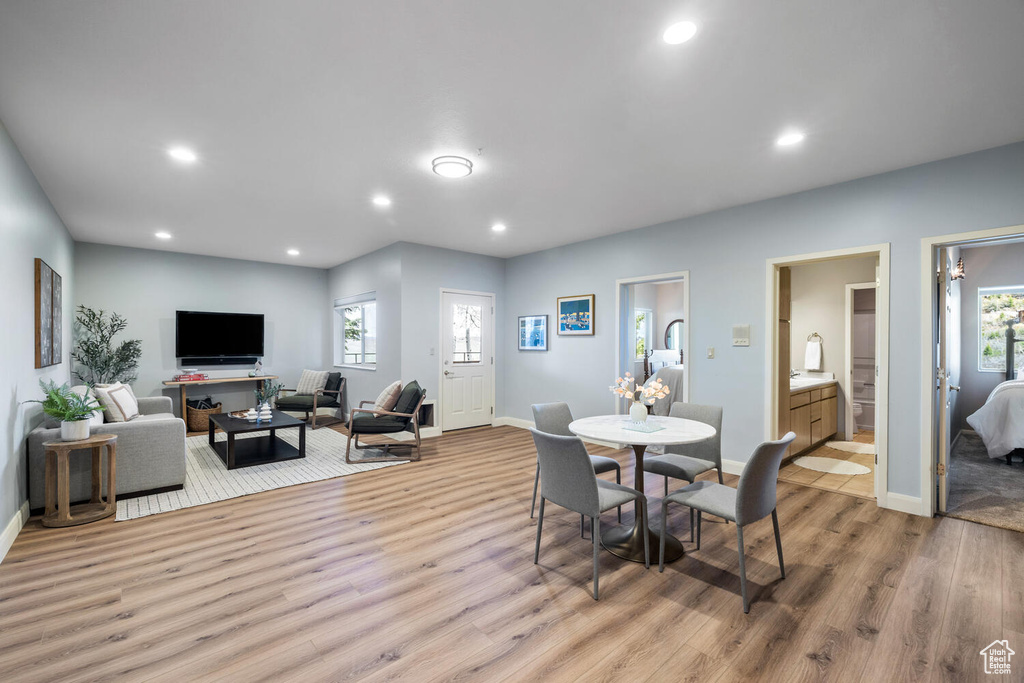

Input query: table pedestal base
[602,522,684,564]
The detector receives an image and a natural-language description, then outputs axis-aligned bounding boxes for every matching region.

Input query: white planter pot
[629,401,648,424]
[61,419,90,442]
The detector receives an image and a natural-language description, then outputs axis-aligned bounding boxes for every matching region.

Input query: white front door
[441,291,493,430]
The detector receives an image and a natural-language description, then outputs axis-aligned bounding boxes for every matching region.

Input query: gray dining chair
[659,432,796,613]
[531,403,623,531]
[644,402,724,541]
[531,429,649,599]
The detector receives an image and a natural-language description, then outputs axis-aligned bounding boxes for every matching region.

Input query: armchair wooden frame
[344,392,426,463]
[277,377,346,430]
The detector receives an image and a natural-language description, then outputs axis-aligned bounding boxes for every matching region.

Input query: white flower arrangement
[609,372,670,405]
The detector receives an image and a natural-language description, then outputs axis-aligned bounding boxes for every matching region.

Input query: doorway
[614,271,689,413]
[765,245,891,506]
[921,224,1024,523]
[439,289,495,431]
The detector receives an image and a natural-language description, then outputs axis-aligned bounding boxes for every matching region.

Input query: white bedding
[966,379,1024,458]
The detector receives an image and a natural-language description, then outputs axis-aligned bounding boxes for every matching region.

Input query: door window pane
[452,304,482,363]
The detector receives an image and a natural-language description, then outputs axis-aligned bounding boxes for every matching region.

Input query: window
[451,303,482,363]
[978,286,1024,372]
[334,295,376,367]
[635,308,652,359]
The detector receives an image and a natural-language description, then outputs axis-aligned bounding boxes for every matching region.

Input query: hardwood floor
[1,425,1020,682]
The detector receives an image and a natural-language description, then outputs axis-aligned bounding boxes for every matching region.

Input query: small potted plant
[254,381,283,421]
[29,380,102,441]
[609,372,670,423]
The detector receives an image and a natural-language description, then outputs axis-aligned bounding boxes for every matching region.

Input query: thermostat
[732,324,750,347]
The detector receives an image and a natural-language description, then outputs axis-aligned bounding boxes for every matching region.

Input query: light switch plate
[732,324,750,347]
[706,347,715,359]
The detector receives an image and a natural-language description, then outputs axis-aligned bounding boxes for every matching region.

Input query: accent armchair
[276,372,346,430]
[345,380,427,463]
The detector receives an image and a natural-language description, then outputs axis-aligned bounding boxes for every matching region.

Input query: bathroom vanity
[789,379,838,455]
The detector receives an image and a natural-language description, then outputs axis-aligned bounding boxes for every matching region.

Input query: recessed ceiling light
[491,223,507,233]
[432,156,473,178]
[287,248,300,256]
[372,195,392,207]
[167,146,198,164]
[775,131,806,147]
[663,21,698,45]
[154,231,172,240]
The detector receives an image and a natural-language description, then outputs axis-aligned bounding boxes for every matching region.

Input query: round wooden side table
[41,433,117,528]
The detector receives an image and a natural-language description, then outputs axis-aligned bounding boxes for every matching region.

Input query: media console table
[162,375,279,418]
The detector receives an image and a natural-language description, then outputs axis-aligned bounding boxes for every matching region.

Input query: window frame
[977,285,1024,373]
[334,296,377,370]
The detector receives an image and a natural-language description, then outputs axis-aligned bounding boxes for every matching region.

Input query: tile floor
[778,431,875,499]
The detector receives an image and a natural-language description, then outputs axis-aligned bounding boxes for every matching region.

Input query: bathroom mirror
[664,319,684,350]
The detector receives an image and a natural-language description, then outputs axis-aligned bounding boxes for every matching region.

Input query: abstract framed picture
[34,258,62,368]
[557,294,595,336]
[518,314,548,351]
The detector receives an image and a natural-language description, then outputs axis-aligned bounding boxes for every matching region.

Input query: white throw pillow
[70,385,104,428]
[374,381,403,413]
[95,382,140,423]
[296,369,330,396]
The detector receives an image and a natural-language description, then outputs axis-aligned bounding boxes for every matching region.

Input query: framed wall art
[34,258,62,368]
[518,314,548,351]
[557,294,595,336]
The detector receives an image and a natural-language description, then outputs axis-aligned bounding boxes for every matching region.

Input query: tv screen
[175,310,264,359]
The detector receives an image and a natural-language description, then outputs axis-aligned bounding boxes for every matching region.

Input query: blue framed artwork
[557,294,595,336]
[518,315,548,351]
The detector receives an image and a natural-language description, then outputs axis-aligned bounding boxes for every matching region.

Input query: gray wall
[0,120,75,527]
[74,243,329,414]
[790,256,877,436]
[956,241,1024,430]
[503,142,1024,500]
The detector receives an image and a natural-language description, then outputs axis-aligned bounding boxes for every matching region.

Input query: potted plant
[29,380,102,441]
[71,305,142,386]
[609,372,670,423]
[254,381,283,421]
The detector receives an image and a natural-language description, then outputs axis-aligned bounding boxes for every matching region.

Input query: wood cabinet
[788,382,839,457]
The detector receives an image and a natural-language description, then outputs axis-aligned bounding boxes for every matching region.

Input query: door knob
[444,370,452,376]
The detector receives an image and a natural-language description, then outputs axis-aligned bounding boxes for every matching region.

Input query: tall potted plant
[28,380,102,441]
[71,305,142,386]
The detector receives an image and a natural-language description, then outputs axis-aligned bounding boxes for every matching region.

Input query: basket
[186,403,222,432]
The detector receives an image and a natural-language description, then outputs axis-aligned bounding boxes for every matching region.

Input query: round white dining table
[568,414,717,564]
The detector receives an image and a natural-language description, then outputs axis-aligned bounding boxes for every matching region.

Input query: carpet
[825,441,875,455]
[793,455,871,476]
[116,428,408,520]
[946,432,1024,533]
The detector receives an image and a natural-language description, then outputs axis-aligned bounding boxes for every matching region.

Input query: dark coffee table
[207,410,306,469]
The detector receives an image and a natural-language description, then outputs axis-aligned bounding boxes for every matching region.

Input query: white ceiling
[1,1,1023,268]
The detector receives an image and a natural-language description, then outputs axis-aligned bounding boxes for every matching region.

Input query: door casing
[438,288,496,432]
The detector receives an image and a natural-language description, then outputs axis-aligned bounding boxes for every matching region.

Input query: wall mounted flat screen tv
[175,310,264,360]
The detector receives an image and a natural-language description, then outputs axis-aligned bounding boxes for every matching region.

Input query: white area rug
[117,428,408,520]
[825,441,875,455]
[794,456,871,476]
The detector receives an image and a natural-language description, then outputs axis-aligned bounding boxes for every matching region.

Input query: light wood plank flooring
[1,425,1019,682]
[779,431,875,499]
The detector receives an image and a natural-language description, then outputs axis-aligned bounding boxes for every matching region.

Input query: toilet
[852,401,863,432]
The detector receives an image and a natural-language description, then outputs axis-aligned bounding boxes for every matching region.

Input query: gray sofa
[27,396,187,513]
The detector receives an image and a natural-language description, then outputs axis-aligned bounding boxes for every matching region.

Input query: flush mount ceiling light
[287,248,300,256]
[775,131,806,147]
[372,195,392,207]
[167,146,198,164]
[491,222,507,233]
[154,231,172,240]
[663,21,698,45]
[432,155,473,178]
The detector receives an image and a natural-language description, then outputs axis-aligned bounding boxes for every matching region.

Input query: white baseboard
[882,492,927,516]
[493,416,534,430]
[0,500,30,565]
[722,459,746,476]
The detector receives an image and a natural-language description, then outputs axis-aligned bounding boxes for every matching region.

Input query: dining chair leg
[530,462,540,518]
[581,515,586,538]
[772,508,785,579]
[534,497,546,564]
[664,477,668,498]
[641,498,650,569]
[616,467,622,523]
[696,510,702,550]
[659,499,669,572]
[737,524,749,613]
[689,507,695,543]
[592,515,601,600]
[717,469,729,525]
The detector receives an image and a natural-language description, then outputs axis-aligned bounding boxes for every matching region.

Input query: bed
[966,378,1024,463]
